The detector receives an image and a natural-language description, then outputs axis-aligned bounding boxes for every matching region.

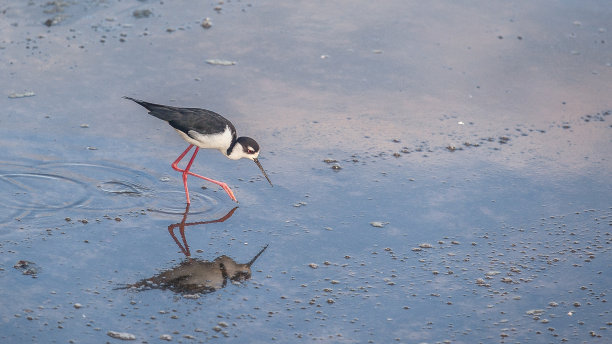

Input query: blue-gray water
[1,1,611,343]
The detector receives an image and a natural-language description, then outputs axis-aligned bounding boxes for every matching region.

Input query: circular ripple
[98,180,151,195]
[0,173,90,210]
[0,162,228,214]
[40,162,158,210]
[146,190,226,216]
[0,208,30,228]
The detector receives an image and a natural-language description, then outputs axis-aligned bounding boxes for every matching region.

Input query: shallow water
[1,0,611,343]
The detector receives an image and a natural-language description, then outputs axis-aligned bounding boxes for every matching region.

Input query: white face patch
[226,142,259,160]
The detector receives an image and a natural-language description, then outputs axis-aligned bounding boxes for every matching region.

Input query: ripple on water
[0,161,229,215]
[0,173,89,210]
[39,162,157,210]
[98,180,151,195]
[146,190,227,217]
[0,208,30,227]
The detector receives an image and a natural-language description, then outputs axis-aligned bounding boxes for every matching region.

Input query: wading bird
[124,97,272,203]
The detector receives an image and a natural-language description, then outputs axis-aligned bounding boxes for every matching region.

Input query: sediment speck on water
[201,17,212,29]
[8,91,35,98]
[205,59,236,66]
[107,331,136,340]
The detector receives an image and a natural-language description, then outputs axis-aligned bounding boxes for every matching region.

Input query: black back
[124,97,237,139]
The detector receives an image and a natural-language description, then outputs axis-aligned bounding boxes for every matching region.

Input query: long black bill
[247,244,269,267]
[253,158,273,186]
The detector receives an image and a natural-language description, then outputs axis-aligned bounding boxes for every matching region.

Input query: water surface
[1,0,611,343]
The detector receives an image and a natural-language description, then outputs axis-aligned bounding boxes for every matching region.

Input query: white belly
[175,126,233,155]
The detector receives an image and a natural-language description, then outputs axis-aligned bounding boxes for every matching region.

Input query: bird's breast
[175,126,234,154]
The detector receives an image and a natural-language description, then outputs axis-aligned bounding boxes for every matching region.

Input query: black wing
[124,96,237,137]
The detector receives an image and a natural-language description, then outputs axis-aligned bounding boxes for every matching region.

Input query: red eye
[248,149,255,154]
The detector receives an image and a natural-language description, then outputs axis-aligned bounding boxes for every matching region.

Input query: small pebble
[107,331,136,340]
[201,18,212,29]
[205,59,236,66]
[8,91,35,98]
[132,9,152,18]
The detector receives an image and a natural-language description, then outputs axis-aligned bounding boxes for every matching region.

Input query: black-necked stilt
[124,96,272,204]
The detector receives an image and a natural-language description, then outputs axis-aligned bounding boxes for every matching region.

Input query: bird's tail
[123,96,150,108]
[123,96,180,122]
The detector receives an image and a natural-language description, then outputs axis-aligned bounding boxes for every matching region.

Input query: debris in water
[8,91,35,99]
[14,260,40,276]
[526,309,545,316]
[498,136,510,144]
[44,16,65,27]
[205,59,236,66]
[107,331,136,340]
[370,221,388,228]
[201,17,212,29]
[132,9,152,18]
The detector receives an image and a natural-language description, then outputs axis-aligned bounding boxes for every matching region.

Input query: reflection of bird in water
[168,204,238,257]
[122,245,268,294]
[124,96,272,204]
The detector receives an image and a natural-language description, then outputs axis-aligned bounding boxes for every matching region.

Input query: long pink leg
[171,145,238,203]
[171,145,195,203]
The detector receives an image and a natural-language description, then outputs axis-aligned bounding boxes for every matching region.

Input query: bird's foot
[219,183,238,203]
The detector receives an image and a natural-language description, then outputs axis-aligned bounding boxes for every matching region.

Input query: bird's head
[230,137,273,186]
[230,137,260,160]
